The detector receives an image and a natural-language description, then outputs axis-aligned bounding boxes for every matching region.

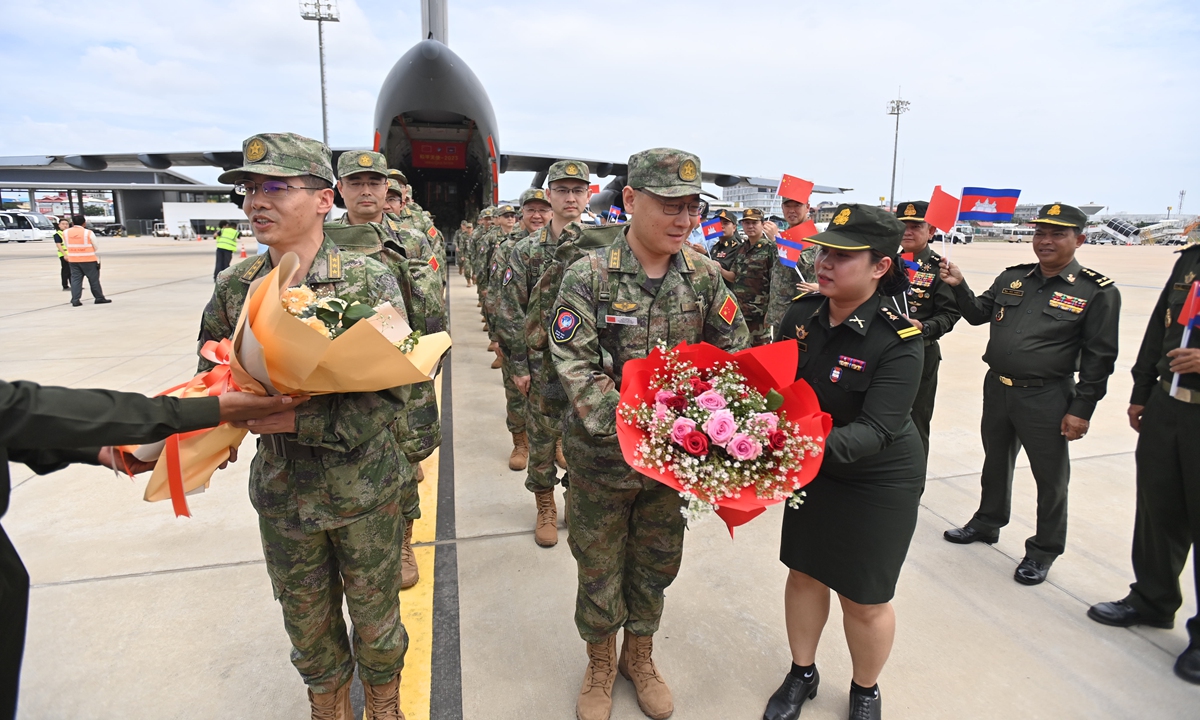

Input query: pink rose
[654,403,670,421]
[695,390,727,411]
[670,417,696,444]
[703,409,737,446]
[654,390,676,405]
[726,434,762,461]
[755,413,779,431]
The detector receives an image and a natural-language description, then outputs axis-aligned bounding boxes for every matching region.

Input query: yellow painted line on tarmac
[395,371,442,720]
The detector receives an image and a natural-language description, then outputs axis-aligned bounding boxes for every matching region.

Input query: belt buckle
[999,376,1013,386]
[1179,386,1194,404]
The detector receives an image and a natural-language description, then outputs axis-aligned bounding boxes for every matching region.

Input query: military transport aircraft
[7,0,849,235]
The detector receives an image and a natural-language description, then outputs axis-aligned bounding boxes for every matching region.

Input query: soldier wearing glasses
[201,133,413,719]
[551,148,749,720]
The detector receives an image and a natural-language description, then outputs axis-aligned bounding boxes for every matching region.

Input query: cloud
[0,0,1196,212]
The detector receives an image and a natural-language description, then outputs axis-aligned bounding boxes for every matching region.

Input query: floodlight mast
[300,0,340,146]
[886,95,910,212]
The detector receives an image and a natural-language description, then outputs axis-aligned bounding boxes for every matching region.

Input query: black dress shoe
[71,301,82,307]
[1087,600,1173,629]
[1175,645,1200,685]
[95,298,112,304]
[763,668,819,720]
[847,686,881,720]
[1014,557,1049,585]
[943,526,998,545]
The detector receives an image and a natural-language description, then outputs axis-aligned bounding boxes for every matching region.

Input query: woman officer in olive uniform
[762,204,925,720]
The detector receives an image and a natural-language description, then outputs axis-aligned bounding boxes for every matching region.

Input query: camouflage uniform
[202,135,412,695]
[728,227,775,344]
[550,149,750,642]
[765,245,818,338]
[481,205,528,436]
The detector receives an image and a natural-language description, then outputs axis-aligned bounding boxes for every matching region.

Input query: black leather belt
[995,374,1059,388]
[260,434,330,459]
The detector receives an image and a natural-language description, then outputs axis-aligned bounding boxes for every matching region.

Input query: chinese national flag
[926,185,960,232]
[777,175,815,204]
[429,256,440,272]
[589,184,600,195]
[718,295,739,325]
[780,220,818,244]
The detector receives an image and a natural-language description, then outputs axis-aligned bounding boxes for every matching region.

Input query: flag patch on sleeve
[429,256,440,272]
[553,306,581,344]
[718,295,739,325]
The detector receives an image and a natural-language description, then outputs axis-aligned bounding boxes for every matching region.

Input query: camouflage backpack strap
[878,303,922,342]
[1078,267,1114,287]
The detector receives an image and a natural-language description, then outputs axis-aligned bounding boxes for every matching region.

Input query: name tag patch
[605,315,639,326]
[552,306,581,344]
[1001,288,1024,297]
[1049,292,1087,314]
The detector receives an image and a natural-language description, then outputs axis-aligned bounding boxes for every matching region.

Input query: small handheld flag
[608,205,622,223]
[702,217,722,242]
[1169,281,1200,398]
[775,220,817,269]
[899,252,920,282]
[926,186,960,233]
[777,175,815,204]
[958,188,1021,222]
[780,219,817,243]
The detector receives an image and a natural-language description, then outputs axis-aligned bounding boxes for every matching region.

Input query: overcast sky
[1,0,1196,213]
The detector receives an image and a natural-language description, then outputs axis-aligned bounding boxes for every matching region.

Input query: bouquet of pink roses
[616,341,831,533]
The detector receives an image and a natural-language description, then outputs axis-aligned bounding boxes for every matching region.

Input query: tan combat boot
[401,519,419,589]
[534,488,558,547]
[577,635,617,720]
[361,674,405,720]
[308,681,352,720]
[509,432,529,471]
[491,356,503,369]
[618,629,674,719]
[414,464,425,482]
[555,438,568,469]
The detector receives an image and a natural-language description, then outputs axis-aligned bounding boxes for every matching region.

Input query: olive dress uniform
[949,204,1120,571]
[0,380,222,718]
[778,293,926,603]
[1093,245,1200,655]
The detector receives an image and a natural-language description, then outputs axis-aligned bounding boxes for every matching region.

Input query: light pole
[1180,190,1187,216]
[300,0,340,146]
[886,96,910,212]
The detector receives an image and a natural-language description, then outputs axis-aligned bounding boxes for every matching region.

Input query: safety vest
[54,230,66,258]
[215,227,240,251]
[64,226,98,263]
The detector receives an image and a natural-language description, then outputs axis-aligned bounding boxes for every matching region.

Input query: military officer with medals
[551,148,749,720]
[709,209,741,271]
[766,204,925,720]
[1087,243,1200,685]
[893,200,961,457]
[939,203,1121,586]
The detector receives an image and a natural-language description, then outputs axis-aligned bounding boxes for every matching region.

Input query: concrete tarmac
[3,236,1198,719]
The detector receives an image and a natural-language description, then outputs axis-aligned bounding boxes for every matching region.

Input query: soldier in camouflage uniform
[717,207,774,344]
[383,169,447,284]
[764,197,821,338]
[329,151,448,590]
[550,148,750,720]
[497,163,591,547]
[467,208,494,289]
[452,220,472,271]
[201,133,410,720]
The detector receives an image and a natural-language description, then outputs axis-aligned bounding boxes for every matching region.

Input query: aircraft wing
[0,148,382,173]
[501,150,851,194]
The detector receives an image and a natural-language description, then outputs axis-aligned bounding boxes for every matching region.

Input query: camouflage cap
[479,207,494,219]
[627,147,716,199]
[896,200,928,223]
[741,208,765,221]
[547,160,590,184]
[808,203,905,255]
[387,179,404,196]
[388,168,408,184]
[495,204,517,216]
[520,187,550,206]
[336,150,388,179]
[1031,202,1087,229]
[218,132,334,184]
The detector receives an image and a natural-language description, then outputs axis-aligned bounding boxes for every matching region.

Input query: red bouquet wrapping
[616,341,832,534]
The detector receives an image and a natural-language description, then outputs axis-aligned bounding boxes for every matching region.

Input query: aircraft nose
[420,42,440,61]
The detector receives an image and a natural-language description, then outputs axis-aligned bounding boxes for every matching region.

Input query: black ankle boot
[762,667,819,720]
[848,684,881,720]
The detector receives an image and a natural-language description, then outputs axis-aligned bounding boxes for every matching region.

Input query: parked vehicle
[152,222,172,237]
[0,211,56,242]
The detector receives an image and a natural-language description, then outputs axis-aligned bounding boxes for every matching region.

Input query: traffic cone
[239,243,247,259]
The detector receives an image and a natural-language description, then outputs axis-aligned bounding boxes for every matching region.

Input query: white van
[0,211,56,242]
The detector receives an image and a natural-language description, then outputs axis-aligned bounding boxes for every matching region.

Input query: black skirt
[779,433,925,604]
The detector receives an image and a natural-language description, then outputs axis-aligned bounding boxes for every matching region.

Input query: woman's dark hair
[871,250,911,297]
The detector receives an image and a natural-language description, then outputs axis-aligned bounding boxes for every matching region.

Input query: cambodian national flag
[702,217,722,242]
[608,205,622,222]
[900,252,920,282]
[958,188,1021,222]
[1177,281,1200,328]
[776,237,808,268]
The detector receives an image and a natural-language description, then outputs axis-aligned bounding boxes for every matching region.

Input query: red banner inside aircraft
[412,142,467,169]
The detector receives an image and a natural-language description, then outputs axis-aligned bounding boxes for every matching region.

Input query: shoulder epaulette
[1005,262,1037,271]
[878,305,922,341]
[928,249,943,263]
[1079,267,1113,287]
[1176,241,1200,254]
[607,246,622,270]
[790,291,821,302]
[237,255,267,283]
[680,248,696,272]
